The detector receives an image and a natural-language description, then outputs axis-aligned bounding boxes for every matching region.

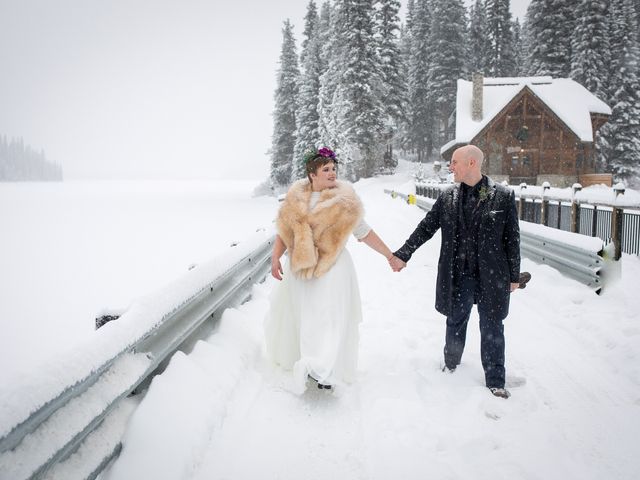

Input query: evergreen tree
[397,0,416,153]
[512,19,525,75]
[300,1,319,68]
[292,3,323,181]
[333,0,386,178]
[524,0,574,77]
[406,0,416,32]
[375,0,405,171]
[428,0,467,148]
[520,11,534,75]
[601,0,640,186]
[468,0,491,75]
[318,2,345,158]
[317,1,332,73]
[485,0,516,76]
[570,0,610,101]
[375,0,405,124]
[270,20,300,187]
[608,0,636,100]
[406,0,434,161]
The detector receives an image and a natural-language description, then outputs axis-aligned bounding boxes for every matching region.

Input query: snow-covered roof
[441,77,612,154]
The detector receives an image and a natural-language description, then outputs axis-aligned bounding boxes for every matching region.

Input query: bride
[265,147,394,393]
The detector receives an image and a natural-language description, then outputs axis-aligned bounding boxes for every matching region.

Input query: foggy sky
[0,0,530,180]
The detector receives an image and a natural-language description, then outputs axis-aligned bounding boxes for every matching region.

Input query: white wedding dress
[265,192,369,393]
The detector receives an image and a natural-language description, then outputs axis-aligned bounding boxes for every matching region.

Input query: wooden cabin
[441,76,611,187]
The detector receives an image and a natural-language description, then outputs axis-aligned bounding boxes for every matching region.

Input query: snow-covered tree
[468,0,491,75]
[396,0,415,153]
[317,1,332,74]
[485,0,516,76]
[374,0,405,171]
[333,0,386,178]
[270,20,300,187]
[375,0,405,126]
[512,19,525,75]
[427,0,467,147]
[524,0,574,77]
[318,2,345,158]
[300,1,319,69]
[406,0,434,161]
[292,3,323,181]
[570,0,610,101]
[600,0,640,186]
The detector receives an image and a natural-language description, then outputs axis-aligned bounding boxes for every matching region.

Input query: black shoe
[489,387,511,399]
[318,383,332,390]
[518,272,531,289]
[441,364,456,373]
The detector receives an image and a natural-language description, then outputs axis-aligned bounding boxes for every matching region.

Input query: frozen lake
[0,180,278,383]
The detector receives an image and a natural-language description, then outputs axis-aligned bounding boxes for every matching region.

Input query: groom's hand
[388,255,406,272]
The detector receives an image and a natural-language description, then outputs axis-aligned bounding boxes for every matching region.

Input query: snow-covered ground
[2,174,640,479]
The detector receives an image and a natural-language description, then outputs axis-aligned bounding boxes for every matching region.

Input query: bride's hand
[271,259,284,280]
[388,255,406,272]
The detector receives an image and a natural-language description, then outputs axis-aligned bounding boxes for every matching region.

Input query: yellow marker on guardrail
[407,194,416,205]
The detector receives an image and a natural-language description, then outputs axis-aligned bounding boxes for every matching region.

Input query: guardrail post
[612,207,623,260]
[591,205,598,237]
[571,183,582,233]
[541,181,550,226]
[518,183,527,220]
[612,183,626,260]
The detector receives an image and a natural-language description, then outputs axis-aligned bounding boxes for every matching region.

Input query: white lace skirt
[264,249,362,393]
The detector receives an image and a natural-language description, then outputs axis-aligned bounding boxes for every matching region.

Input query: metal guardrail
[0,231,275,480]
[519,229,603,290]
[385,189,606,292]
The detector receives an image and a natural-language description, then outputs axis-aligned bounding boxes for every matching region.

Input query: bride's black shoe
[309,375,332,390]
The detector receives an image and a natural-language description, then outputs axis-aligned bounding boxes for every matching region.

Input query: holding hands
[388,254,406,272]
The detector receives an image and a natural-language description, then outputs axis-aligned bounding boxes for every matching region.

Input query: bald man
[390,145,521,399]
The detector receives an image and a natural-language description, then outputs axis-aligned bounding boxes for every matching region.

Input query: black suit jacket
[395,177,520,320]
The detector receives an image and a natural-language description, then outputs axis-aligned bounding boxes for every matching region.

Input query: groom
[390,145,521,399]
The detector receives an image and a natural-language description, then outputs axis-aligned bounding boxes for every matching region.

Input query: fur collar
[276,179,363,279]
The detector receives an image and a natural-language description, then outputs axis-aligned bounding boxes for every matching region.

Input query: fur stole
[276,179,364,279]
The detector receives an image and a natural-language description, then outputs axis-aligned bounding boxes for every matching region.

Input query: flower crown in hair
[303,147,337,164]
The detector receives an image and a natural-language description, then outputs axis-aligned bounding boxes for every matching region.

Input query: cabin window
[515,125,529,142]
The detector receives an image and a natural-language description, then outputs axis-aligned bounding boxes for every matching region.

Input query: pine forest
[269,0,640,188]
[0,136,63,182]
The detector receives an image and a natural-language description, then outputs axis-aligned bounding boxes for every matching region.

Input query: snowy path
[104,177,640,480]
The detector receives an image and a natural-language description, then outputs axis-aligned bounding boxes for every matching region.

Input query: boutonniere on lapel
[474,185,494,212]
[478,185,492,202]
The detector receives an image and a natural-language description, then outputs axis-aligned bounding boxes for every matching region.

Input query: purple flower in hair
[317,147,336,159]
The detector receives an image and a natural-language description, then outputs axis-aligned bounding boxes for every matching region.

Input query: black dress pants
[443,274,506,388]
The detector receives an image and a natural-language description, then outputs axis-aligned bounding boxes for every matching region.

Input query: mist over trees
[269,0,640,188]
[0,136,63,181]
